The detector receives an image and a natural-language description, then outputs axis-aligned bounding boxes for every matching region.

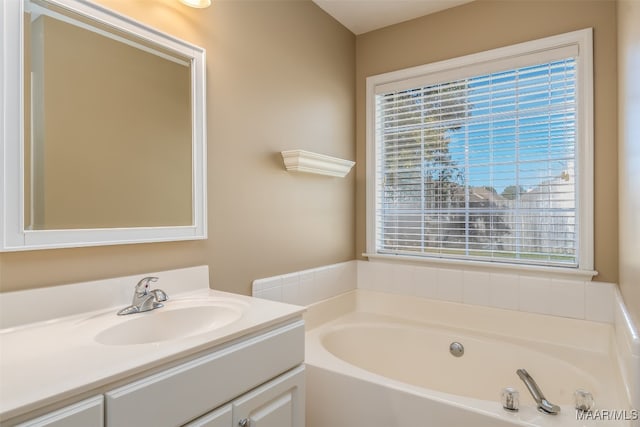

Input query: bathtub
[305,290,634,427]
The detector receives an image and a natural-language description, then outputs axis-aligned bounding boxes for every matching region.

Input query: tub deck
[305,290,634,427]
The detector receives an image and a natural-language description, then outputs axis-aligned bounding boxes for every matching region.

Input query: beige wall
[355,0,619,283]
[618,0,640,327]
[0,0,355,294]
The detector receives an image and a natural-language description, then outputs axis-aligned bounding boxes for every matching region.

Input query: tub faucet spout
[516,369,560,415]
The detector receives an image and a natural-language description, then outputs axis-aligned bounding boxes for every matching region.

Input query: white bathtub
[305,290,634,427]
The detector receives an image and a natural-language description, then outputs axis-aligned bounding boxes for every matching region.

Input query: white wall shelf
[281,150,355,178]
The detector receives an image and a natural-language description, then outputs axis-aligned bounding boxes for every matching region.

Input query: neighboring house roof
[452,186,508,206]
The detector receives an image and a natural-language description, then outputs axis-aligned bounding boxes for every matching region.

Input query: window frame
[365,28,595,278]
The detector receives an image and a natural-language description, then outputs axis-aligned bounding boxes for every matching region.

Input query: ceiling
[311,0,475,35]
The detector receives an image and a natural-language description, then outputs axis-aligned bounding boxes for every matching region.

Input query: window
[366,29,593,271]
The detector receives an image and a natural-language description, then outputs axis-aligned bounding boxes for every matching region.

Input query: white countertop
[0,267,305,422]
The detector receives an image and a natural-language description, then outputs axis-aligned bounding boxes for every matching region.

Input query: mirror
[1,0,207,250]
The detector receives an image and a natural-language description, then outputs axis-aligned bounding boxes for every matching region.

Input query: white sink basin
[93,301,244,346]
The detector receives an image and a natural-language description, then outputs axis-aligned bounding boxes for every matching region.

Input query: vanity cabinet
[15,396,103,427]
[11,320,304,427]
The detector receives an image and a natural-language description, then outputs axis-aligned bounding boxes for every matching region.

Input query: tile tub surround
[254,259,615,323]
[0,266,305,422]
[357,260,615,323]
[614,288,640,412]
[252,261,357,305]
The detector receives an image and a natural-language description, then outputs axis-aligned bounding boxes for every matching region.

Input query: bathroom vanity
[0,266,306,427]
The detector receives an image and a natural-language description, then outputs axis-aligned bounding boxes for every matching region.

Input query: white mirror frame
[0,0,207,251]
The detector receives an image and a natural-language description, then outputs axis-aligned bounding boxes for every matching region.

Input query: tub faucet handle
[574,389,595,412]
[501,387,519,411]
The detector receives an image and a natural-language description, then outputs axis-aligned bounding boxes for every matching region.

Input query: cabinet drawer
[105,320,304,427]
[16,396,103,427]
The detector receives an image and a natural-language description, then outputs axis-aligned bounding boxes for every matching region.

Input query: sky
[443,58,577,194]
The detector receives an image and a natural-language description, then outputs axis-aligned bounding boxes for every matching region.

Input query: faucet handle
[574,389,595,412]
[135,276,159,297]
[501,387,519,411]
[151,288,168,302]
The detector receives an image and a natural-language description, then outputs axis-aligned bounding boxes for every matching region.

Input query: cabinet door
[232,366,304,427]
[184,404,232,427]
[16,396,103,427]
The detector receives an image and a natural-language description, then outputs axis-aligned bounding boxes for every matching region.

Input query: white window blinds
[374,58,578,266]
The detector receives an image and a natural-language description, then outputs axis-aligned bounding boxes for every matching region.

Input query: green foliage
[501,185,526,200]
[381,81,468,207]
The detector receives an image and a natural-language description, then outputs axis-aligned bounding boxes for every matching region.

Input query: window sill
[362,252,598,281]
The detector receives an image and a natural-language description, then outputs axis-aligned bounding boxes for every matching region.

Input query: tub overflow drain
[449,341,464,357]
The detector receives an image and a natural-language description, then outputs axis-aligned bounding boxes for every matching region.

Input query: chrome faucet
[516,369,561,415]
[117,276,168,316]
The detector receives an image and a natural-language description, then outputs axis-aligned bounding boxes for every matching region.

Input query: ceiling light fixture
[179,0,211,8]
